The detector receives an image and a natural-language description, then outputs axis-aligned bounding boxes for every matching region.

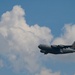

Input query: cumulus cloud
[0,5,53,74]
[1,5,75,75]
[53,24,75,45]
[36,68,60,75]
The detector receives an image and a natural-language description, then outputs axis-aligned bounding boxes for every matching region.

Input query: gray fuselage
[38,44,75,54]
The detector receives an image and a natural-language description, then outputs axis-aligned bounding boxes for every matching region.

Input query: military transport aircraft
[38,42,75,54]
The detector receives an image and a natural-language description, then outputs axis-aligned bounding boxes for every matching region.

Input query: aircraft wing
[51,45,72,49]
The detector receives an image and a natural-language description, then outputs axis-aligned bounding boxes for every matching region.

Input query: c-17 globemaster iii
[38,42,75,54]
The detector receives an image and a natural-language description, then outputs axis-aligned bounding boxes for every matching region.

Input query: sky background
[0,0,75,75]
[1,0,75,37]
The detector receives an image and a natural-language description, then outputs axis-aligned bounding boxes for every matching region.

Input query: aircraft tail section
[72,41,75,48]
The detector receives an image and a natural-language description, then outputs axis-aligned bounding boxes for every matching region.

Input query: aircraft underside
[40,49,75,54]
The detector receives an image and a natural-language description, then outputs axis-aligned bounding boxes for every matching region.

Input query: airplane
[38,42,75,54]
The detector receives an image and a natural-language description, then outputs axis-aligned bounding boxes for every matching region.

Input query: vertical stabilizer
[72,41,75,48]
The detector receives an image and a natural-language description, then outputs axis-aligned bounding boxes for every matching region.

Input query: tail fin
[72,41,75,48]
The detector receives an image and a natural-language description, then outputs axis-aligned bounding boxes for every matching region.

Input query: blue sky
[0,0,75,75]
[1,0,75,36]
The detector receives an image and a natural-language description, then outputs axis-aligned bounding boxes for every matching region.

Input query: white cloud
[1,5,75,75]
[53,24,75,45]
[36,68,60,75]
[0,5,53,73]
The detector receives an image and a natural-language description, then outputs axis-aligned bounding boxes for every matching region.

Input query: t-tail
[72,41,75,49]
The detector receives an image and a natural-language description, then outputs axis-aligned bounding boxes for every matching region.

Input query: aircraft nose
[38,44,51,49]
[38,44,43,49]
[38,45,41,48]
